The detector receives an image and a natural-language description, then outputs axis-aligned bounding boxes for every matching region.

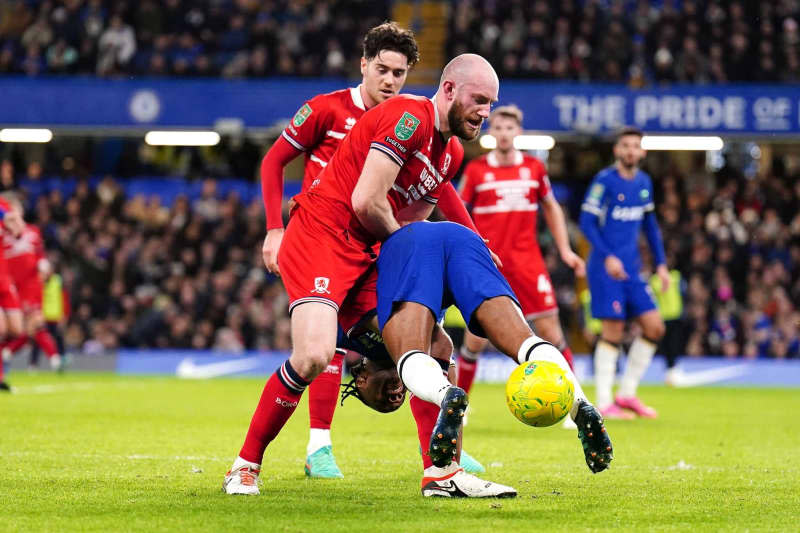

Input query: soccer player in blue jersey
[343,221,613,497]
[579,127,669,420]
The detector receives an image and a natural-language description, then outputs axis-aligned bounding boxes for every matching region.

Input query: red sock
[34,329,59,358]
[410,394,441,470]
[560,345,575,371]
[239,360,308,465]
[5,336,29,355]
[308,350,344,429]
[456,355,478,393]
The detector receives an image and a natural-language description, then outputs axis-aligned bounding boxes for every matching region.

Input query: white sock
[517,336,587,419]
[232,456,260,470]
[397,350,452,405]
[594,340,620,409]
[307,428,332,456]
[459,344,480,362]
[618,336,657,397]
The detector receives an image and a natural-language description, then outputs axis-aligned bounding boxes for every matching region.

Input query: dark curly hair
[362,21,420,67]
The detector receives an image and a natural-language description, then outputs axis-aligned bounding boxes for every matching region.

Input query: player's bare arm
[396,199,435,226]
[351,150,403,240]
[541,193,585,277]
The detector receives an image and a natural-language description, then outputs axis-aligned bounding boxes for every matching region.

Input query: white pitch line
[0,450,228,462]
[9,381,152,395]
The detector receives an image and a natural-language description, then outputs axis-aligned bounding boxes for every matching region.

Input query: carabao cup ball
[505,360,574,427]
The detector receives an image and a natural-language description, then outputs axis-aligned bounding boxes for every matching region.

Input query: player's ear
[360,56,368,76]
[442,80,456,101]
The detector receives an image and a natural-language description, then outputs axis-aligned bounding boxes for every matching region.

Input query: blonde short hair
[489,104,523,126]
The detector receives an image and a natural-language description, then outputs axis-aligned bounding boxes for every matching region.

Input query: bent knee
[291,346,336,380]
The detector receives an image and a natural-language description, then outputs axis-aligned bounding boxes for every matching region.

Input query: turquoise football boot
[304,446,344,479]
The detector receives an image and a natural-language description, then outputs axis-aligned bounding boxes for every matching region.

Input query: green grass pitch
[1,372,798,532]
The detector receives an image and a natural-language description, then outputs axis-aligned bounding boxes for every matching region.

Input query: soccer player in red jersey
[456,105,585,424]
[0,197,25,392]
[224,53,505,497]
[258,23,484,478]
[1,197,62,372]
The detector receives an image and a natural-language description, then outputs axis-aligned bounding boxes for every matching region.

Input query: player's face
[355,360,407,413]
[488,115,521,152]
[614,134,646,169]
[447,81,497,140]
[361,50,409,106]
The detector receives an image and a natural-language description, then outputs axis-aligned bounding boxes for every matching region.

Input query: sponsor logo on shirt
[384,136,407,153]
[395,112,420,141]
[610,205,645,221]
[441,153,452,175]
[293,103,313,127]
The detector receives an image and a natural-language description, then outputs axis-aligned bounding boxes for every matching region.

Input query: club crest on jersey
[395,112,420,141]
[345,117,356,130]
[293,104,313,127]
[311,277,330,294]
[589,183,604,199]
[640,189,649,199]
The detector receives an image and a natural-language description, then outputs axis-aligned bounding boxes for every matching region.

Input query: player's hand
[262,228,284,276]
[656,264,670,292]
[561,249,586,277]
[604,255,627,280]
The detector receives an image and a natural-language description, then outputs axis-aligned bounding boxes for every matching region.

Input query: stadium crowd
[1,1,799,83]
[0,150,796,359]
[0,0,389,78]
[448,0,800,83]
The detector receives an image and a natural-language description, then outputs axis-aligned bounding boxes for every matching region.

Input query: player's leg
[531,313,574,369]
[382,304,515,497]
[616,308,664,418]
[470,296,613,473]
[224,302,338,495]
[593,319,631,419]
[304,341,345,479]
[25,307,62,371]
[663,319,685,386]
[457,329,487,393]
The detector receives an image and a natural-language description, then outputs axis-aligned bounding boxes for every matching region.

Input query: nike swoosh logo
[435,481,458,493]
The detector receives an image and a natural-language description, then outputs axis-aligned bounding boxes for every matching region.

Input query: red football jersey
[297,94,464,244]
[3,223,45,284]
[460,151,552,261]
[281,86,367,191]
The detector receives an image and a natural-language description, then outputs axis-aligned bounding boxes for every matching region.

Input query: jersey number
[537,274,552,294]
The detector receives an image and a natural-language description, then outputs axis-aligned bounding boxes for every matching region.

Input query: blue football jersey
[580,166,656,273]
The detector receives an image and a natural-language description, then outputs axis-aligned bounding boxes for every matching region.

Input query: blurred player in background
[0,196,25,391]
[224,53,503,497]
[0,197,62,372]
[579,127,668,419]
[456,105,585,427]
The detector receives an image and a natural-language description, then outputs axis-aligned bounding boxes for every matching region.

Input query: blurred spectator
[447,0,800,84]
[96,15,136,75]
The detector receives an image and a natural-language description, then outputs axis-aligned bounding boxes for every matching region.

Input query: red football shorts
[502,254,558,320]
[278,205,377,333]
[15,276,43,311]
[0,276,20,311]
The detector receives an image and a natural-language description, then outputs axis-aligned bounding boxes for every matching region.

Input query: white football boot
[421,462,517,498]
[223,462,261,495]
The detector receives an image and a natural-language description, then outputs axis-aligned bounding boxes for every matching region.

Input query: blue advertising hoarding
[1,76,799,136]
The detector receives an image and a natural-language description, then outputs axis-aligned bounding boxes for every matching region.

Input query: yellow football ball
[505,360,574,427]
